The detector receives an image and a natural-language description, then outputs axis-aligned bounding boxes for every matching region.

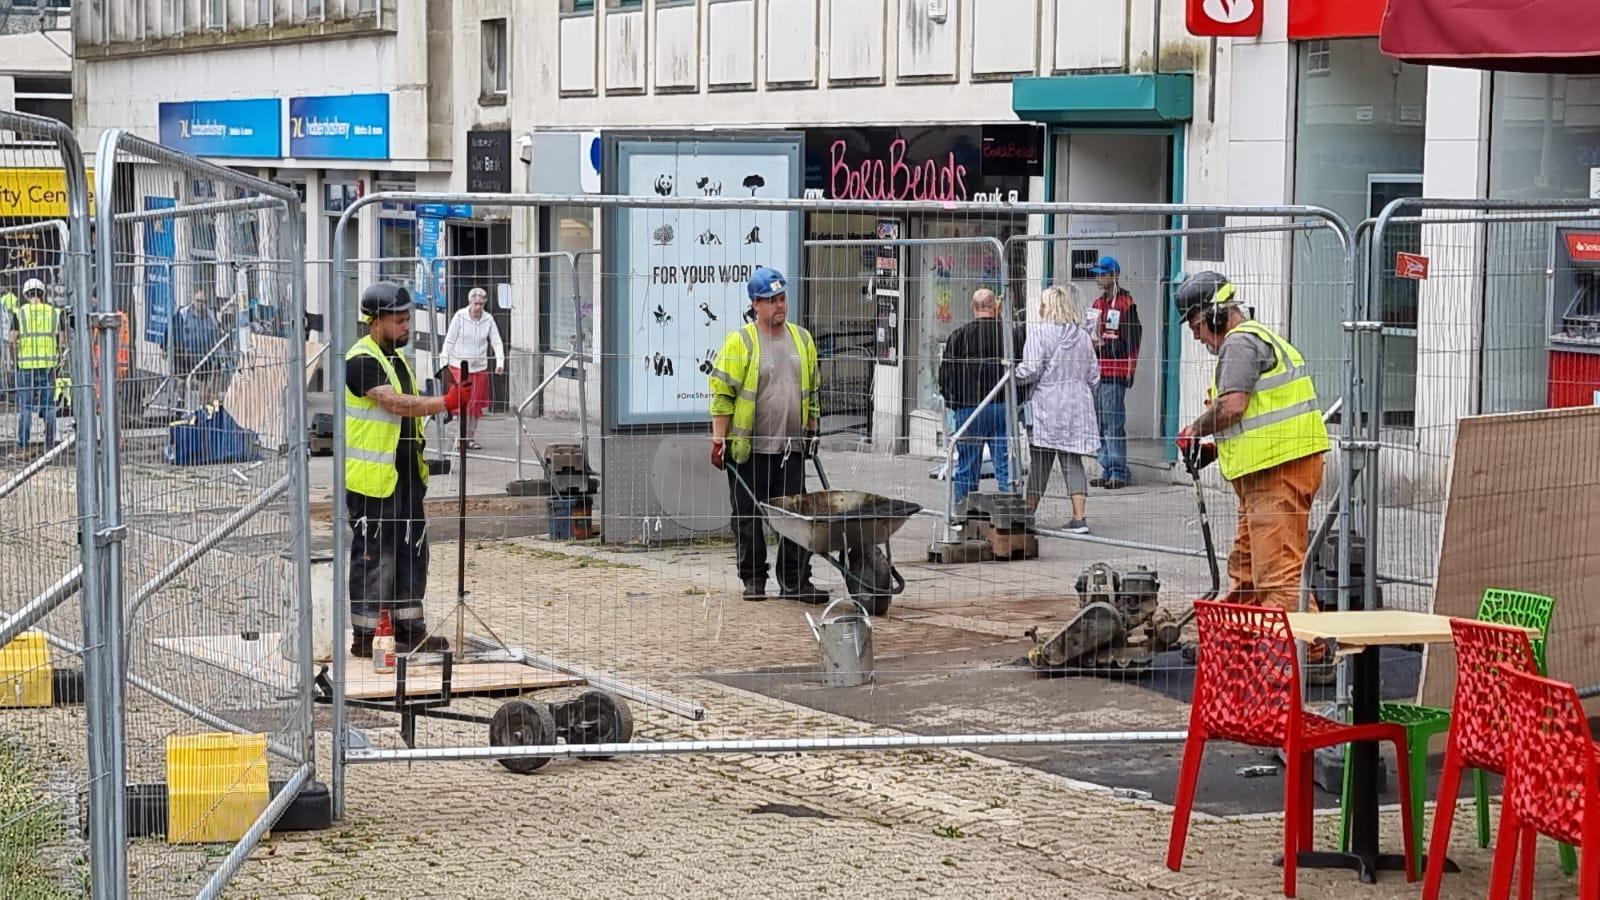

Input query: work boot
[1102,478,1128,490]
[742,579,768,602]
[780,582,830,605]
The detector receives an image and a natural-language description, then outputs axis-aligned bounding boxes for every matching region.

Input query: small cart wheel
[567,690,635,760]
[490,699,557,774]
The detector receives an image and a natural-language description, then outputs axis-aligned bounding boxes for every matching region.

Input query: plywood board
[1286,610,1505,647]
[155,633,584,701]
[221,336,326,452]
[1420,406,1600,709]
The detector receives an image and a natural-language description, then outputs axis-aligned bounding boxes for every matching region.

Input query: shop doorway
[447,220,513,404]
[1050,131,1173,473]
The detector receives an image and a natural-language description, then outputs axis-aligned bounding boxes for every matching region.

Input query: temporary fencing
[91,129,315,897]
[324,189,1372,825]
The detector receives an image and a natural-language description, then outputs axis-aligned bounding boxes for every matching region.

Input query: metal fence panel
[93,129,314,897]
[323,191,1359,825]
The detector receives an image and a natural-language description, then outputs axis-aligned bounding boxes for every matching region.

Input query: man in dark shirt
[344,282,464,658]
[1089,257,1141,488]
[937,288,1023,505]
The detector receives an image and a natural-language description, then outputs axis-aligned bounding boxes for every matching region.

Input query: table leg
[1280,645,1415,882]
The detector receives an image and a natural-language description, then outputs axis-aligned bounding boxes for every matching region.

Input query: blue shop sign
[289,93,390,160]
[158,99,282,159]
[416,203,474,219]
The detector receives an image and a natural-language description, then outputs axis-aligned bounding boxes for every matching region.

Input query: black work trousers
[347,487,430,644]
[727,450,811,592]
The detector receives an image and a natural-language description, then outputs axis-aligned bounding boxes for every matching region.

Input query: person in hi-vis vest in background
[1173,271,1331,649]
[343,282,465,659]
[11,278,62,451]
[707,266,828,604]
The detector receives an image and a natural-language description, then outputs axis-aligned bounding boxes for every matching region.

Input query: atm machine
[1547,227,1600,408]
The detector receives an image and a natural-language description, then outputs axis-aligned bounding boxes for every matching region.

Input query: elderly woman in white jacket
[439,287,506,448]
[1015,285,1101,533]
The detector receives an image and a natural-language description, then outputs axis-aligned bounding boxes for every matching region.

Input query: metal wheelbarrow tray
[760,490,923,554]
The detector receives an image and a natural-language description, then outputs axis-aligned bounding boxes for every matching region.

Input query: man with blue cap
[707,266,827,603]
[1088,255,1141,489]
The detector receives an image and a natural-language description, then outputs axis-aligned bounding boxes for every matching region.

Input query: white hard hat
[22,278,44,296]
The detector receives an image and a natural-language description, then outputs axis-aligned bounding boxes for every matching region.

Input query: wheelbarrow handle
[809,448,830,491]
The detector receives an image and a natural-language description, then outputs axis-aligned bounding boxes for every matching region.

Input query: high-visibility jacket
[1209,320,1330,480]
[15,301,60,370]
[345,335,429,499]
[708,322,820,465]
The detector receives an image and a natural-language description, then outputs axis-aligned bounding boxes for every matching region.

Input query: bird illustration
[653,304,672,325]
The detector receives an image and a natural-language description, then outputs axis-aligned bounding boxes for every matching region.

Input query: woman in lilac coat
[1016,285,1101,533]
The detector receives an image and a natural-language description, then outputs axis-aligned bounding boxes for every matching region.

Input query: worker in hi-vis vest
[10,278,63,451]
[707,266,828,604]
[1174,271,1331,634]
[344,282,464,659]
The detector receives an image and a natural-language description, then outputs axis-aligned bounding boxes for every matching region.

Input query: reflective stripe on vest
[16,302,59,369]
[707,322,821,465]
[344,335,429,499]
[1210,320,1330,481]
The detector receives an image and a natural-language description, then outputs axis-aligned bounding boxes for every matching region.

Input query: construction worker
[344,282,464,658]
[1174,271,1330,627]
[708,266,827,603]
[10,278,62,451]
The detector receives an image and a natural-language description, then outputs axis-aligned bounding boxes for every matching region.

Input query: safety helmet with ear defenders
[1175,270,1237,332]
[359,281,413,325]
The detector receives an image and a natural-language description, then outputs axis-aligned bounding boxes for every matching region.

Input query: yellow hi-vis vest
[16,301,59,370]
[708,322,820,465]
[345,335,429,499]
[1209,320,1330,481]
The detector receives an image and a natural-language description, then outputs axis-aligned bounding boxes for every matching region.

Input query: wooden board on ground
[1420,406,1600,710]
[221,335,327,451]
[154,632,585,701]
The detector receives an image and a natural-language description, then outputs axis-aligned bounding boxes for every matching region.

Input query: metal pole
[329,207,352,820]
[193,763,314,900]
[284,195,317,770]
[90,126,129,900]
[348,729,1191,764]
[0,567,81,651]
[0,433,74,502]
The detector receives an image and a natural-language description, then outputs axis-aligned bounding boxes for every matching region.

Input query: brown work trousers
[1222,452,1325,615]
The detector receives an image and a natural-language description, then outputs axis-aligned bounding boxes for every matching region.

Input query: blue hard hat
[1089,256,1120,276]
[747,266,788,300]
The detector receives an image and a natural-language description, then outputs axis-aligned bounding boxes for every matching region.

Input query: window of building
[1291,38,1426,428]
[10,76,71,145]
[206,0,226,29]
[306,0,325,20]
[1305,40,1332,76]
[482,18,508,98]
[607,0,642,8]
[562,0,595,11]
[539,206,596,353]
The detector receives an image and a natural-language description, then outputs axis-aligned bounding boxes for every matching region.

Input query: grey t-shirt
[1214,329,1277,396]
[751,326,804,454]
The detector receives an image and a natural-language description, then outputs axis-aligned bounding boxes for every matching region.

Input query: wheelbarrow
[730,453,921,616]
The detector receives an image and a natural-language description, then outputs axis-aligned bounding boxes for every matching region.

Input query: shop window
[539,206,596,353]
[378,217,416,287]
[482,18,509,99]
[1291,38,1425,428]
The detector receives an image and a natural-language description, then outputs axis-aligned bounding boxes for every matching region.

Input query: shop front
[800,123,1044,455]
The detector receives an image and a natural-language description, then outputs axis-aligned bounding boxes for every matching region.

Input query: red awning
[1380,0,1600,73]
[1289,0,1386,40]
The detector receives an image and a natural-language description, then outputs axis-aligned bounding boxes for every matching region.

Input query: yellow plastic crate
[0,631,53,708]
[166,732,270,844]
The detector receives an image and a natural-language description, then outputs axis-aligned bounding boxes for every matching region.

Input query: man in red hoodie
[1089,256,1141,488]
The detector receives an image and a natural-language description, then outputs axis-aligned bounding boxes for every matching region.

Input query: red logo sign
[1565,232,1600,263]
[1396,252,1429,281]
[1187,0,1263,37]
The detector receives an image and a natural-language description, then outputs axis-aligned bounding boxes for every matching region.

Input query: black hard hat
[359,282,412,324]
[1174,271,1236,322]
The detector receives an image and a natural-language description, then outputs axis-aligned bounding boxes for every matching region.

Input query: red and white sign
[1565,232,1600,264]
[1396,252,1430,280]
[1288,0,1387,39]
[1187,0,1263,37]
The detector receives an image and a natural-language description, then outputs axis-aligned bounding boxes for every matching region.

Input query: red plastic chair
[1492,669,1600,900]
[1166,601,1417,898]
[1421,619,1542,900]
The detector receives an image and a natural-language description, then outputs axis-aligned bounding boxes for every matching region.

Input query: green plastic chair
[1337,588,1576,876]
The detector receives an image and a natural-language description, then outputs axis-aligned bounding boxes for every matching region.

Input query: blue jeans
[16,367,56,449]
[951,404,1012,505]
[1096,381,1129,483]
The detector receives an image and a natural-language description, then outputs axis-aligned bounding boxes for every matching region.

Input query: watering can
[805,597,874,687]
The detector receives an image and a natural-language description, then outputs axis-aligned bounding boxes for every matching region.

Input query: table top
[1286,610,1537,647]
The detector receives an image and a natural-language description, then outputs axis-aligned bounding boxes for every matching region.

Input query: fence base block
[121,780,333,840]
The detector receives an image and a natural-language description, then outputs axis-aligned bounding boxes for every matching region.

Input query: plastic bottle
[372,609,396,674]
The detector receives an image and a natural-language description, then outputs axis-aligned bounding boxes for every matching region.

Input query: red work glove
[442,384,465,415]
[1175,427,1197,458]
[710,438,726,471]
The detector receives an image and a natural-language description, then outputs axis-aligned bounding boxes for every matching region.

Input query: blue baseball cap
[747,266,787,300]
[1089,256,1120,276]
